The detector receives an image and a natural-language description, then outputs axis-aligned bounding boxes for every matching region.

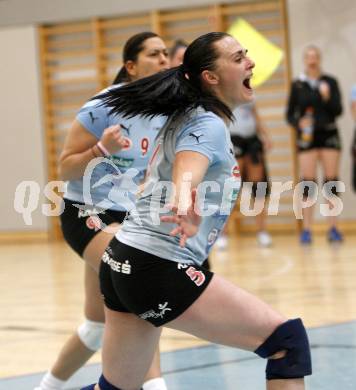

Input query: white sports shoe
[215,235,228,250]
[257,231,272,247]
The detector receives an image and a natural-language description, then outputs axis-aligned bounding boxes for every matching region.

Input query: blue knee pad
[254,318,312,380]
[80,375,143,390]
[80,385,95,390]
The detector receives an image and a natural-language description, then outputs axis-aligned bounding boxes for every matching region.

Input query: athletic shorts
[202,257,211,270]
[297,128,341,152]
[231,134,264,163]
[60,198,128,257]
[99,238,214,327]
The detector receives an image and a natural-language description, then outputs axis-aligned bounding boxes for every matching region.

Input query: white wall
[287,0,356,220]
[0,0,245,27]
[0,25,47,231]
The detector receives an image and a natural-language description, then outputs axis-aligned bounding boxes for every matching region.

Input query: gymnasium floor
[1,232,356,389]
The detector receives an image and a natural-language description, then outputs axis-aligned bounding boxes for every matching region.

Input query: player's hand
[319,80,330,101]
[160,189,201,247]
[100,125,128,154]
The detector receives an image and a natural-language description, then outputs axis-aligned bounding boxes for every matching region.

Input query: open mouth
[243,76,252,90]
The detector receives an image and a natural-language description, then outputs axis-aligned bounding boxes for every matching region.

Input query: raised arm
[59,121,124,181]
[161,112,225,246]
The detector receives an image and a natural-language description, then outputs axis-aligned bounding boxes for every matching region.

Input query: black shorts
[60,198,128,257]
[99,238,214,327]
[297,128,341,152]
[231,134,264,163]
[202,257,211,270]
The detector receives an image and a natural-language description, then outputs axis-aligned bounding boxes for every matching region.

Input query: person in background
[169,39,188,67]
[34,32,169,390]
[286,45,343,244]
[216,102,273,249]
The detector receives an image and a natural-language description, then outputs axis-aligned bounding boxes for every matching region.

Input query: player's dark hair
[113,31,159,84]
[100,32,233,122]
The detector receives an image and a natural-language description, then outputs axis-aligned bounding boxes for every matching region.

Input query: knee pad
[300,179,317,200]
[254,318,312,380]
[77,319,104,351]
[323,177,341,196]
[97,374,142,390]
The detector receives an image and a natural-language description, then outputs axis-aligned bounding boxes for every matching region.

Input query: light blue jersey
[65,86,166,211]
[117,108,241,265]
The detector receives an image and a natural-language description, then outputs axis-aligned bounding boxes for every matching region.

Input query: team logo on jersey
[120,123,132,136]
[89,111,99,124]
[110,156,134,168]
[189,132,203,143]
[231,165,241,178]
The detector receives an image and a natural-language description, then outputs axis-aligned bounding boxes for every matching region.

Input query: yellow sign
[228,18,283,88]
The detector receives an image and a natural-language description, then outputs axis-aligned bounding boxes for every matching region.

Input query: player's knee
[77,319,104,351]
[254,318,312,380]
[300,178,317,200]
[323,177,341,196]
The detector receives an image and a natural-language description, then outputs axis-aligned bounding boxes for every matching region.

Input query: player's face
[170,46,186,67]
[209,36,255,108]
[304,48,321,71]
[130,37,169,80]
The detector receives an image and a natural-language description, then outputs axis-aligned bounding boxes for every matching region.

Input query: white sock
[36,371,66,390]
[142,377,168,390]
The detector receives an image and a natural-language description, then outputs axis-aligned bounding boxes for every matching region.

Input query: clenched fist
[100,125,129,155]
